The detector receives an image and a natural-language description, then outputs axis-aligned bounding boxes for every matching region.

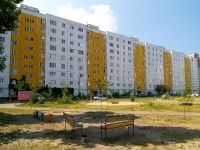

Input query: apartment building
[86,24,107,96]
[145,43,164,94]
[9,5,46,97]
[106,32,134,95]
[0,32,11,97]
[189,56,198,93]
[45,14,87,95]
[0,4,199,97]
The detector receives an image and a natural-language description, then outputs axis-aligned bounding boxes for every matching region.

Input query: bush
[112,92,120,98]
[162,92,170,100]
[37,97,45,104]
[57,96,72,104]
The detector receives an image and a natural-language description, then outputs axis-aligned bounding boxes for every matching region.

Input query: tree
[95,79,111,96]
[130,94,135,110]
[0,0,23,71]
[29,82,38,110]
[155,84,168,96]
[183,84,192,100]
[0,0,23,34]
[0,43,6,71]
[14,75,29,90]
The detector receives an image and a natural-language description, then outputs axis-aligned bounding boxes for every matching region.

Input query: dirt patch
[1,110,200,150]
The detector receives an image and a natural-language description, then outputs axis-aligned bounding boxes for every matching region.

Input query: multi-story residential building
[189,53,200,93]
[0,32,11,97]
[189,56,198,93]
[170,51,185,94]
[133,39,146,95]
[145,43,164,94]
[9,4,46,97]
[106,32,134,95]
[86,24,107,96]
[0,4,199,98]
[45,14,87,95]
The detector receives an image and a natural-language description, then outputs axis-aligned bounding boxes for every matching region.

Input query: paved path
[0,102,200,117]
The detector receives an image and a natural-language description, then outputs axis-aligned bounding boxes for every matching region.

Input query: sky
[19,0,200,55]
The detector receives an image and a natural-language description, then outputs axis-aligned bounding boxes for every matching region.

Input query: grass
[17,97,200,113]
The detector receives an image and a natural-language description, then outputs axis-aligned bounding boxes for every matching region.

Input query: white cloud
[57,3,118,32]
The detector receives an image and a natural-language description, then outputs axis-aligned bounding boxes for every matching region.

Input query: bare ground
[0,102,200,149]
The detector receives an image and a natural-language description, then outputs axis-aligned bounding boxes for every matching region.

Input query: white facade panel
[145,43,164,93]
[189,56,198,93]
[45,14,87,95]
[106,32,134,94]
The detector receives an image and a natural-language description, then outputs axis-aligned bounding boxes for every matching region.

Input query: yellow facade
[163,51,172,89]
[184,57,191,86]
[10,12,45,90]
[134,43,146,94]
[86,30,107,95]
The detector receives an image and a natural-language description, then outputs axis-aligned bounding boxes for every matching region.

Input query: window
[78,50,83,55]
[78,43,84,47]
[61,72,66,76]
[24,37,34,41]
[70,41,74,45]
[117,44,119,48]
[110,56,114,60]
[110,49,114,53]
[40,36,45,41]
[49,72,56,76]
[11,69,16,74]
[61,64,65,69]
[11,59,17,64]
[70,81,73,85]
[128,47,131,51]
[128,41,131,44]
[109,43,113,47]
[70,73,74,78]
[78,58,84,62]
[62,47,65,52]
[12,31,18,36]
[70,25,74,30]
[50,20,56,26]
[70,57,74,61]
[110,63,114,67]
[78,35,83,39]
[0,78,3,84]
[40,28,45,32]
[62,23,65,28]
[24,27,34,32]
[24,64,33,68]
[40,62,44,67]
[40,54,45,58]
[109,36,113,40]
[70,33,73,37]
[50,45,56,51]
[40,71,44,76]
[0,37,5,43]
[41,19,46,24]
[62,31,65,35]
[70,65,73,69]
[40,45,45,50]
[50,28,56,33]
[70,49,74,53]
[0,88,3,94]
[61,56,65,60]
[12,40,17,45]
[25,18,34,23]
[78,27,83,32]
[50,63,56,68]
[116,38,119,42]
[11,50,17,55]
[49,80,56,85]
[50,37,56,42]
[50,54,56,59]
[62,39,65,43]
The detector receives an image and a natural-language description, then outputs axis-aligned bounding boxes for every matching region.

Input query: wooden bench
[34,110,45,120]
[63,112,83,137]
[101,114,135,140]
